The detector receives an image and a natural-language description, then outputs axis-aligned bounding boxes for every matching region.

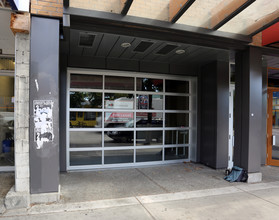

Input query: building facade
[1,0,279,209]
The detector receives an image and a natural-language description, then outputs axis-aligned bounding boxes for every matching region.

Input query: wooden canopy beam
[10,13,30,35]
[169,0,195,23]
[121,0,133,15]
[248,9,279,37]
[211,0,255,30]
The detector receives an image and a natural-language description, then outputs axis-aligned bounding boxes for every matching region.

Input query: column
[234,46,262,182]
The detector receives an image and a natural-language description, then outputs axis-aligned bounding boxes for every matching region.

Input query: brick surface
[31,0,63,17]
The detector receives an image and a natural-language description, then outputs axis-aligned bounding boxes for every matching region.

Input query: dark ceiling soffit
[121,0,133,15]
[212,0,255,30]
[254,46,279,57]
[64,0,69,8]
[171,0,195,23]
[249,17,279,37]
[63,7,251,50]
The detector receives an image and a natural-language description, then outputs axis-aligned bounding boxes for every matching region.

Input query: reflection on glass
[272,91,279,129]
[105,93,134,109]
[165,96,189,110]
[70,74,102,89]
[136,131,162,146]
[104,112,134,128]
[165,113,189,127]
[136,148,162,162]
[165,147,188,160]
[136,78,163,92]
[70,112,102,128]
[70,92,102,108]
[104,150,134,164]
[105,130,134,147]
[70,131,102,148]
[136,94,163,110]
[272,146,279,160]
[0,76,14,167]
[166,80,189,93]
[105,76,134,90]
[70,151,102,165]
[165,130,189,145]
[136,112,162,127]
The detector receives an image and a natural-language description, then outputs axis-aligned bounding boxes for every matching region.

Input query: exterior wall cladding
[4,0,273,210]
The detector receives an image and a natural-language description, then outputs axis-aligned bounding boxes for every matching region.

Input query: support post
[29,16,60,196]
[200,61,229,169]
[234,46,263,182]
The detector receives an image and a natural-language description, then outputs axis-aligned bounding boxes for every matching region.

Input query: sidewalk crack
[136,168,170,193]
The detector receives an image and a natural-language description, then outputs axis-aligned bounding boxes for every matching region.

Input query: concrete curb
[2,181,279,217]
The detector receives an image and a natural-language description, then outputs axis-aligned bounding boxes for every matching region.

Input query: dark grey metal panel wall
[262,59,267,165]
[30,17,60,193]
[59,55,67,172]
[234,47,262,173]
[200,61,229,169]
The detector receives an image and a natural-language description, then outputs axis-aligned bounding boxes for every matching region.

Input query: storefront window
[0,76,14,167]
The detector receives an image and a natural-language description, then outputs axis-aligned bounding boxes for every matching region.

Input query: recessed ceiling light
[175,49,185,55]
[121,42,131,48]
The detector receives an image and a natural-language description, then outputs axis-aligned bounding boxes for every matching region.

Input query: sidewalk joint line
[135,197,156,220]
[136,168,170,193]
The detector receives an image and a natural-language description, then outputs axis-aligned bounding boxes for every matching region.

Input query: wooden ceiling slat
[248,9,279,36]
[169,0,195,23]
[211,0,255,30]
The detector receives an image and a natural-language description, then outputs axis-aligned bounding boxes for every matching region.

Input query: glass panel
[70,131,102,148]
[165,130,189,145]
[70,74,102,89]
[165,147,188,160]
[70,112,102,128]
[136,94,163,110]
[136,131,162,146]
[105,130,134,147]
[136,112,163,128]
[0,76,14,167]
[0,58,15,70]
[165,113,189,127]
[104,112,134,128]
[105,76,134,90]
[104,150,134,164]
[136,148,162,162]
[272,91,279,161]
[105,93,134,109]
[70,92,102,108]
[165,80,189,93]
[165,96,189,110]
[70,151,102,166]
[136,78,163,92]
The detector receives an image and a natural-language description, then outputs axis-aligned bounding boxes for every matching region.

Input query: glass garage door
[67,69,196,170]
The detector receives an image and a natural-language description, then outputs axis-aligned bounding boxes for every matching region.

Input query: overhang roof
[65,0,279,39]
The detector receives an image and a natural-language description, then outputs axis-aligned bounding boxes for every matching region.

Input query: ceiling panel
[82,33,104,57]
[107,35,135,58]
[70,29,84,56]
[95,34,120,57]
[69,30,232,67]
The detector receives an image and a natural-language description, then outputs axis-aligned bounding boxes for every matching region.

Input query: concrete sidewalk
[1,163,279,219]
[1,180,279,219]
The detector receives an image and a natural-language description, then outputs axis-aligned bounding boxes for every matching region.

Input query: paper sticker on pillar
[33,100,54,149]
